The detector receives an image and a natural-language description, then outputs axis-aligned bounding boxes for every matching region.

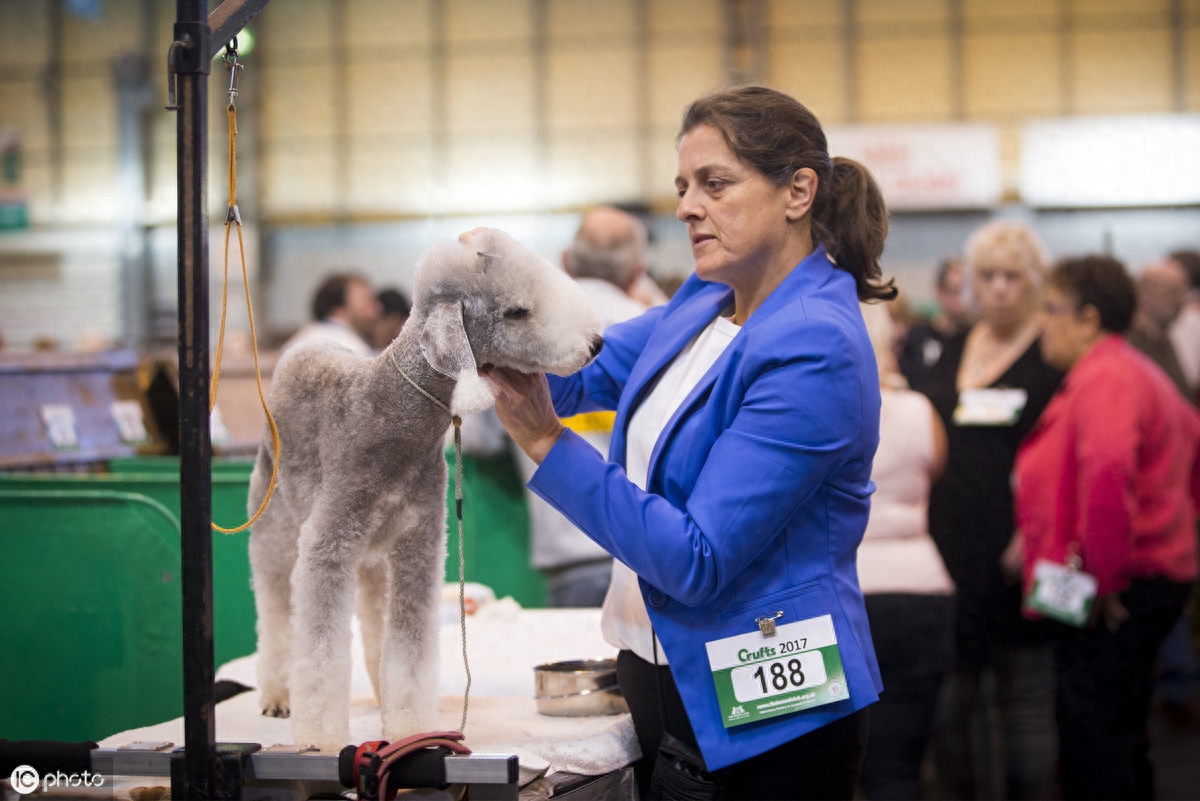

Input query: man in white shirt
[283,273,382,357]
[518,207,666,607]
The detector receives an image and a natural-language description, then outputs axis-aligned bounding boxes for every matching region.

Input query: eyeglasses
[1042,300,1077,317]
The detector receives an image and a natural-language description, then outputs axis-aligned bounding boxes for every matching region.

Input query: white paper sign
[110,400,150,444]
[40,403,79,450]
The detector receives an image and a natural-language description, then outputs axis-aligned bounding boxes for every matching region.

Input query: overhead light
[1021,115,1200,208]
[214,27,256,60]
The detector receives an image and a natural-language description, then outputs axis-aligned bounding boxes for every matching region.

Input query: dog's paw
[261,702,290,718]
[382,709,439,741]
[259,686,291,718]
[292,723,350,754]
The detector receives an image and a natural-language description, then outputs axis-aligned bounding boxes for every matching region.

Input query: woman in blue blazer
[485,86,893,800]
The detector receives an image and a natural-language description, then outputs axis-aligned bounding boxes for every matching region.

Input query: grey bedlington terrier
[247,227,604,750]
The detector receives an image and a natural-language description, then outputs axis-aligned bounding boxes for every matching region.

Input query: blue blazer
[531,245,883,770]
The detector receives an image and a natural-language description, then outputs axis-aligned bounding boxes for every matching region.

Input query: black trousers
[616,649,869,801]
[1055,577,1192,800]
[859,593,955,800]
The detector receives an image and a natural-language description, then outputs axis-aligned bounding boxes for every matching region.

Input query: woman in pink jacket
[1014,254,1200,800]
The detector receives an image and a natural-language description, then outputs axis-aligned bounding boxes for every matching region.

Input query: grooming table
[93,602,640,800]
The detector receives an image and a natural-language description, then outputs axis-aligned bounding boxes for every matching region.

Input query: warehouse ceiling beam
[169,1,270,799]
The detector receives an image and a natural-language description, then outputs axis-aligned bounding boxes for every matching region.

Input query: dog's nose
[589,336,604,359]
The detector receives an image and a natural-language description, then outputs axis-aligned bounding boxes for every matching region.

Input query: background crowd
[866,231,1199,801]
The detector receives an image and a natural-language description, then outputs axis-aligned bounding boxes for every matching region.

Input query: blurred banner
[826,123,1003,211]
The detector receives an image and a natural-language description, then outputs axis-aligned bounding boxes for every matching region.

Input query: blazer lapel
[618,281,732,421]
[612,244,838,483]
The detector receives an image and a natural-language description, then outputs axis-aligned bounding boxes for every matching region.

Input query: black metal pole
[170,3,272,797]
[173,1,214,798]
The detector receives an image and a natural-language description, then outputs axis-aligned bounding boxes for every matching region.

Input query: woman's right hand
[480,365,566,465]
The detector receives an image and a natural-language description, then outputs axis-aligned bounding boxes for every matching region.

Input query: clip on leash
[210,37,281,534]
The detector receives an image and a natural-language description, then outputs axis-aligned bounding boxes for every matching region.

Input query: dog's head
[411,228,605,415]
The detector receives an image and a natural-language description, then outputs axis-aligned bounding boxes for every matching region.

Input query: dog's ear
[419,301,495,415]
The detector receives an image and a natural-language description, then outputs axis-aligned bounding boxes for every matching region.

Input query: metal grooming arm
[93,744,519,800]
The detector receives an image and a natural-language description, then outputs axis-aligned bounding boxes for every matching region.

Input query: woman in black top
[919,220,1063,800]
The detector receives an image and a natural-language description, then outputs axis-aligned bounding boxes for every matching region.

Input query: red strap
[376,732,472,801]
[354,739,388,799]
[375,730,465,760]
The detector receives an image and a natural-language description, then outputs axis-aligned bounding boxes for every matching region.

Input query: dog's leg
[288,507,359,751]
[379,492,448,739]
[249,513,297,719]
[356,555,387,704]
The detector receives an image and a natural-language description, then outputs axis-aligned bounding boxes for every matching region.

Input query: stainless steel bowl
[533,658,630,717]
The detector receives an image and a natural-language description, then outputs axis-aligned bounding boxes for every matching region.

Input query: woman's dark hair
[678,85,896,302]
[1048,254,1137,334]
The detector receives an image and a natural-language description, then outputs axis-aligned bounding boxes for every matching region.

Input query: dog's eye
[502,307,530,320]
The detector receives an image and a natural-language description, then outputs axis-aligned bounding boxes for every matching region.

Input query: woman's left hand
[1000,530,1025,582]
[1096,593,1130,633]
[480,365,565,464]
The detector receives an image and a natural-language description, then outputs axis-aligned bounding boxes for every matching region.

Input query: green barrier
[0,471,257,667]
[446,451,545,608]
[0,490,184,742]
[108,455,255,476]
[9,452,543,615]
[0,451,543,742]
[110,451,547,607]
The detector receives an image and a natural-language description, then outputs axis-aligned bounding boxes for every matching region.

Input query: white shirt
[1170,302,1200,396]
[600,314,740,664]
[575,277,653,329]
[282,319,376,357]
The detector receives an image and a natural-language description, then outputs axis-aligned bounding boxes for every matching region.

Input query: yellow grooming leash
[210,39,280,534]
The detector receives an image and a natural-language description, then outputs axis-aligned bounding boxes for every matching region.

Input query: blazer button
[647,589,666,607]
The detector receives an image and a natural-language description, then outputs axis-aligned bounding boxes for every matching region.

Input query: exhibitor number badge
[1024,557,1097,628]
[705,614,849,728]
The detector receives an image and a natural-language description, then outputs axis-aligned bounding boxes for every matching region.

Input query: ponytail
[812,157,896,303]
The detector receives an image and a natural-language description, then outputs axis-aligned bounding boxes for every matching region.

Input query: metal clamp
[223,38,243,108]
[755,611,784,637]
[164,35,191,111]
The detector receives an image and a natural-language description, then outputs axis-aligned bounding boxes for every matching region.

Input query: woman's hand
[1000,530,1025,583]
[1096,593,1130,633]
[480,365,565,465]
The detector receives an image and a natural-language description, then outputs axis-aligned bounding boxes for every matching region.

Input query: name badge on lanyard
[1024,557,1098,628]
[953,388,1028,426]
[705,613,849,729]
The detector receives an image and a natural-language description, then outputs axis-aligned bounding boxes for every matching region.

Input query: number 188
[752,658,805,693]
